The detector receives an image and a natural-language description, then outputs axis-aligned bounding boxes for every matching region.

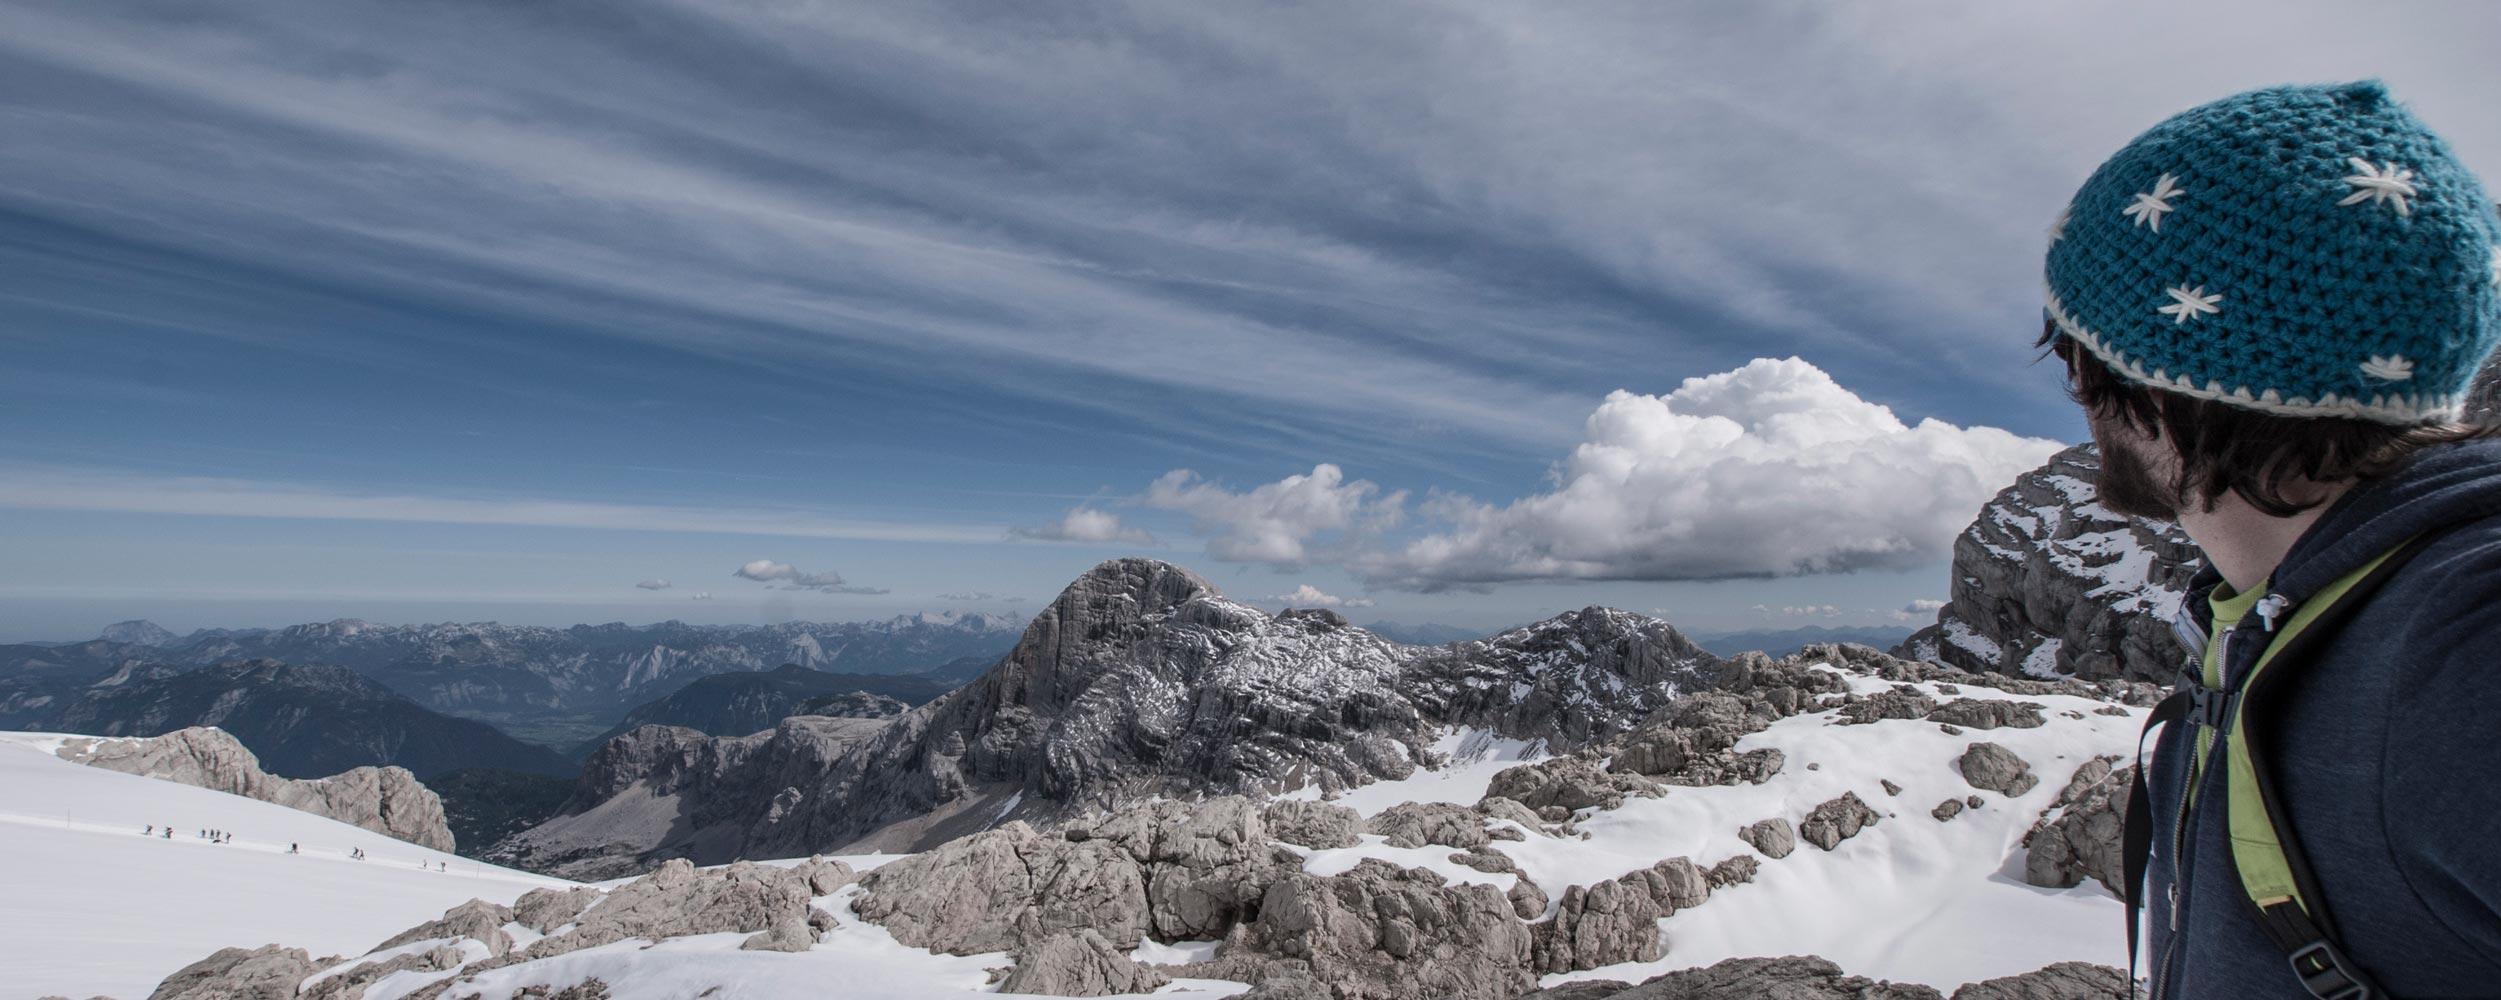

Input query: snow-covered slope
[0,732,574,1000]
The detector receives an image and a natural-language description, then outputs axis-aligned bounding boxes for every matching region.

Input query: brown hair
[2038,321,2501,516]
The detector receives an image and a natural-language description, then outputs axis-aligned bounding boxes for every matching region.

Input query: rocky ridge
[1896,444,2202,684]
[56,726,457,851]
[488,558,1724,877]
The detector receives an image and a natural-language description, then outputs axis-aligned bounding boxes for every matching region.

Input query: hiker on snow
[2039,81,2501,997]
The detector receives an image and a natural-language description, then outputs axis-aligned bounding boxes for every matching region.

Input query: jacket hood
[2266,438,2501,604]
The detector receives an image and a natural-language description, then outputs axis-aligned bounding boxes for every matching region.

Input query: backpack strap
[2221,531,2435,1000]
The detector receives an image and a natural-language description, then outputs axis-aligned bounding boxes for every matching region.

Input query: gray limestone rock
[1366,802,1488,850]
[1556,955,1946,999]
[2023,761,2132,896]
[58,728,455,851]
[1536,877,1666,973]
[1958,743,2039,798]
[1881,779,1903,796]
[1892,444,2203,683]
[1949,962,2130,999]
[1507,875,1551,921]
[1237,858,1535,1000]
[1235,971,1333,1000]
[1838,687,1937,725]
[853,821,1150,954]
[1484,757,1658,814]
[1705,855,1759,888]
[1927,699,2048,731]
[1933,799,1966,822]
[301,945,470,1000]
[996,929,1171,997]
[374,900,514,957]
[1261,800,1362,850]
[1798,792,1880,851]
[148,944,316,1000]
[560,858,823,953]
[509,887,603,933]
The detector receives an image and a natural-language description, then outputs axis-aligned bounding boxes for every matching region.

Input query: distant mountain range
[1690,624,1917,659]
[1357,620,1488,645]
[30,613,1021,746]
[1,653,572,780]
[568,663,945,758]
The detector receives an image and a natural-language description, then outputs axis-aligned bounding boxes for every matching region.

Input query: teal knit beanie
[2045,80,2501,423]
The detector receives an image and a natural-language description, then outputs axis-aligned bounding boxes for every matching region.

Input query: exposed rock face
[1949,962,2130,999]
[496,558,1721,871]
[1236,859,1536,1000]
[1739,818,1796,859]
[1532,856,1718,973]
[1895,444,2203,683]
[1957,743,2039,798]
[1798,792,1880,850]
[853,820,1152,953]
[996,930,1170,997]
[1519,955,1947,1000]
[57,728,456,851]
[1366,802,1490,850]
[2023,759,2132,896]
[148,944,316,1000]
[1926,699,2047,730]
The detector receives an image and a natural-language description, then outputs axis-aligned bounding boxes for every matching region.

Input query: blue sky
[3,1,2496,642]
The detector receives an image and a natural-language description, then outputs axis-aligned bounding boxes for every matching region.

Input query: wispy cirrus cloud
[731,559,887,595]
[0,466,1000,544]
[1008,507,1155,545]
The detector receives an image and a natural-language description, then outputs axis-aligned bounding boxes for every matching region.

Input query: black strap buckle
[2290,940,2377,1000]
[2184,683,2236,730]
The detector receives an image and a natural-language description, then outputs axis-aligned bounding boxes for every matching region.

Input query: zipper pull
[2255,594,2288,632]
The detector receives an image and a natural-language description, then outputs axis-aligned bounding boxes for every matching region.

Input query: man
[2038,81,2501,998]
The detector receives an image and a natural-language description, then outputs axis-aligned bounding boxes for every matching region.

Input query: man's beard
[2095,430,2182,521]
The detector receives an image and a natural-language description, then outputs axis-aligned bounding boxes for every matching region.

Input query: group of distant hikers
[134,823,451,871]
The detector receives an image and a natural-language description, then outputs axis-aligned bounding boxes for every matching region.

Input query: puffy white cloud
[690,591,712,600]
[1350,358,2061,589]
[732,559,889,594]
[1902,598,1947,614]
[1262,584,1376,609]
[1144,464,1405,569]
[635,578,672,590]
[1009,507,1154,545]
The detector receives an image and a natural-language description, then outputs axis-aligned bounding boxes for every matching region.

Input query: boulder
[58,729,455,851]
[1536,877,1667,973]
[509,887,603,933]
[1261,800,1362,850]
[1926,699,2048,731]
[853,821,1150,954]
[148,944,316,1000]
[2023,761,2132,896]
[1485,757,1656,814]
[1551,955,1947,999]
[996,929,1170,997]
[1958,743,2039,797]
[1798,792,1880,851]
[1237,858,1535,1000]
[1367,802,1489,850]
[1838,687,1938,725]
[1932,799,1965,822]
[1950,961,2130,999]
[374,900,515,957]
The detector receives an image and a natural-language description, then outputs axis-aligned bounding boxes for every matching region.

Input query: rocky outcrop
[995,930,1169,997]
[1949,962,2130,999]
[147,944,317,1000]
[57,728,456,851]
[2023,759,2132,896]
[1957,743,2039,798]
[1895,444,2203,683]
[1926,699,2046,730]
[1799,792,1881,850]
[1739,817,1796,859]
[1518,955,1946,1000]
[494,558,1722,872]
[1232,859,1536,1000]
[567,663,937,758]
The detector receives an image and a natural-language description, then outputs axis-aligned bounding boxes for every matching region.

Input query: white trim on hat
[2043,288,2463,425]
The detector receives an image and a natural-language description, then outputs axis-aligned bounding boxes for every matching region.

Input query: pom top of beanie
[2044,79,2501,423]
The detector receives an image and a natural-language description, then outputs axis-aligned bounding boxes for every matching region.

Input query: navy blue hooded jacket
[2143,438,2501,998]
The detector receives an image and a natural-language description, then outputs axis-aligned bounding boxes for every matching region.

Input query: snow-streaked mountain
[97,619,178,647]
[567,664,947,759]
[0,731,575,1000]
[1896,444,2202,683]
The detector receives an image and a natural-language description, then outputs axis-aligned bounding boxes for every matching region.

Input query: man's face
[2087,409,2183,522]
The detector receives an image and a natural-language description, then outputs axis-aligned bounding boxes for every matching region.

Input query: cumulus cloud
[1009,507,1154,545]
[1263,584,1376,609]
[1143,464,1405,569]
[635,579,672,590]
[1351,358,2062,589]
[732,559,889,594]
[1892,597,1949,622]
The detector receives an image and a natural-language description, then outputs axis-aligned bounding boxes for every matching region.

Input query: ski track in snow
[3,660,2144,997]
